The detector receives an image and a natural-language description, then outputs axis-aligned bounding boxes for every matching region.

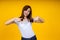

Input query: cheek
[27,12,30,15]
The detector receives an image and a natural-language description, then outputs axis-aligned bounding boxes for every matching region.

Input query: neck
[24,16,27,19]
[24,16,30,22]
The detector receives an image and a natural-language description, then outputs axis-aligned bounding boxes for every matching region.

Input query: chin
[25,15,27,17]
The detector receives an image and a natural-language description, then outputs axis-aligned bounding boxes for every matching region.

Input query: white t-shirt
[14,19,35,38]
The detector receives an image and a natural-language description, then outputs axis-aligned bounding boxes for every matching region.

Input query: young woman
[5,5,44,40]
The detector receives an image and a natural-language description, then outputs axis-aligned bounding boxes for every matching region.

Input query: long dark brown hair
[19,5,33,22]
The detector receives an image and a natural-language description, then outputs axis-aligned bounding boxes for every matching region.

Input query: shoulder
[13,17,22,22]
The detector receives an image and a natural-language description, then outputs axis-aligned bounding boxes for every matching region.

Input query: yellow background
[0,0,60,40]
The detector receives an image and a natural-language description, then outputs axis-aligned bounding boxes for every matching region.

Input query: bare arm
[5,17,17,25]
[33,16,44,23]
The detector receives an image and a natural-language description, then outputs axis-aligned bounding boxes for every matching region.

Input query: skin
[5,8,44,25]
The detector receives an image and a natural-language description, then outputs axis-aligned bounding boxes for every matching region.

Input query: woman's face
[23,8,30,17]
